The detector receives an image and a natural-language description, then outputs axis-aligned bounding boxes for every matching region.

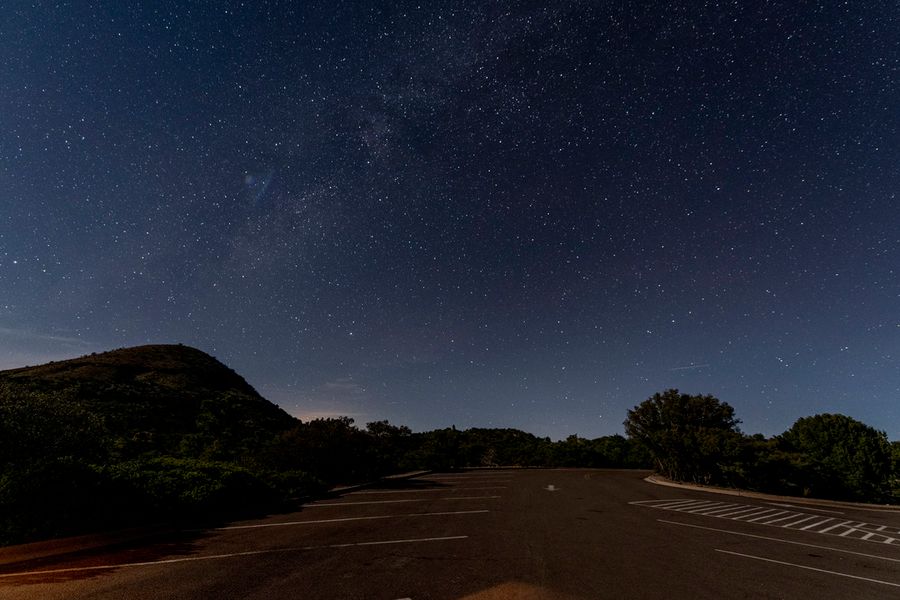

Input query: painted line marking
[350,487,507,495]
[760,513,804,525]
[672,500,720,510]
[218,510,489,530]
[633,499,900,546]
[746,510,789,523]
[715,507,770,518]
[424,479,511,484]
[715,549,900,588]
[779,515,818,528]
[0,536,469,579]
[686,503,740,514]
[767,502,844,515]
[652,500,706,509]
[733,509,781,521]
[818,520,853,534]
[311,499,428,506]
[659,520,900,563]
[442,496,501,500]
[799,518,835,531]
[423,478,510,482]
[310,496,499,507]
[425,473,513,477]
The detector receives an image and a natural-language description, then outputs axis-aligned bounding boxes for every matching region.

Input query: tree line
[0,382,648,546]
[2,381,897,546]
[624,389,899,504]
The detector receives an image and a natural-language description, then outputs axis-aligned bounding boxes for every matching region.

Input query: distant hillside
[1,344,261,397]
[0,344,311,545]
[0,344,296,461]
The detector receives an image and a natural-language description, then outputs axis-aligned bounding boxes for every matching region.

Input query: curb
[645,475,900,513]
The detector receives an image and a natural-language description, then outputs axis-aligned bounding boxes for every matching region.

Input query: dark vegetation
[625,389,899,504]
[3,347,895,546]
[0,345,647,546]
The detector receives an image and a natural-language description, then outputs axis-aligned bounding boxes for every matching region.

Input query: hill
[0,345,306,545]
[0,344,295,460]
[1,344,261,396]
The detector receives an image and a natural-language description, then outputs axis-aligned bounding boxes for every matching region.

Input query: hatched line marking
[631,499,900,547]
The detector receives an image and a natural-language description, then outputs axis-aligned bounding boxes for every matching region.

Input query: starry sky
[2,1,898,440]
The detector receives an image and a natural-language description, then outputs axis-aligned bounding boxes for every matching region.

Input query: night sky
[2,1,897,440]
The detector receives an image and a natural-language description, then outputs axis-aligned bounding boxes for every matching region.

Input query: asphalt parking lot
[1,469,899,599]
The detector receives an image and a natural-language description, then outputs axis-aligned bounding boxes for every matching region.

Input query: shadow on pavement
[0,528,214,586]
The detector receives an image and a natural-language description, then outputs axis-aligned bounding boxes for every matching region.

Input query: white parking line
[715,507,769,518]
[817,520,853,534]
[659,520,900,563]
[746,510,789,523]
[799,518,834,530]
[779,515,818,528]
[350,487,507,495]
[442,496,501,500]
[312,496,500,507]
[686,503,740,515]
[767,502,844,515]
[218,510,489,530]
[652,500,708,509]
[0,536,469,579]
[759,513,805,525]
[311,499,429,506]
[425,479,511,483]
[425,473,512,478]
[716,549,900,588]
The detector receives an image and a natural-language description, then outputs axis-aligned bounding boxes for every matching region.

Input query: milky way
[1,1,897,439]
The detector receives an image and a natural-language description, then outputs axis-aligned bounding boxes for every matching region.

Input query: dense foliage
[1,348,896,546]
[624,389,898,504]
[777,414,893,502]
[624,389,741,483]
[0,345,649,546]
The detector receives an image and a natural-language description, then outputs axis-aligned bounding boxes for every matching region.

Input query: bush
[778,414,892,502]
[0,459,110,544]
[624,389,741,484]
[107,457,279,520]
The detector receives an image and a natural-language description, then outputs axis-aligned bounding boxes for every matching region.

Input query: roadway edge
[645,475,900,513]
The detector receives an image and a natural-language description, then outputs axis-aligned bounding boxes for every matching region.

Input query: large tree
[624,389,741,483]
[778,413,892,502]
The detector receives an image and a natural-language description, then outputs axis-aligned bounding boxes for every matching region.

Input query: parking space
[3,469,899,599]
[0,470,518,599]
[631,498,900,545]
[632,496,900,592]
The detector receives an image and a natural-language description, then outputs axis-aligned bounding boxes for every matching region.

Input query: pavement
[645,475,900,512]
[0,470,432,568]
[1,469,899,599]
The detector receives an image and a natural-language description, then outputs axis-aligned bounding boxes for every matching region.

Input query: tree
[778,414,892,502]
[624,389,741,484]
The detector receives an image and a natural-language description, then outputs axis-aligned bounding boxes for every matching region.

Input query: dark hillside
[0,344,295,460]
[0,345,308,544]
[1,344,260,397]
